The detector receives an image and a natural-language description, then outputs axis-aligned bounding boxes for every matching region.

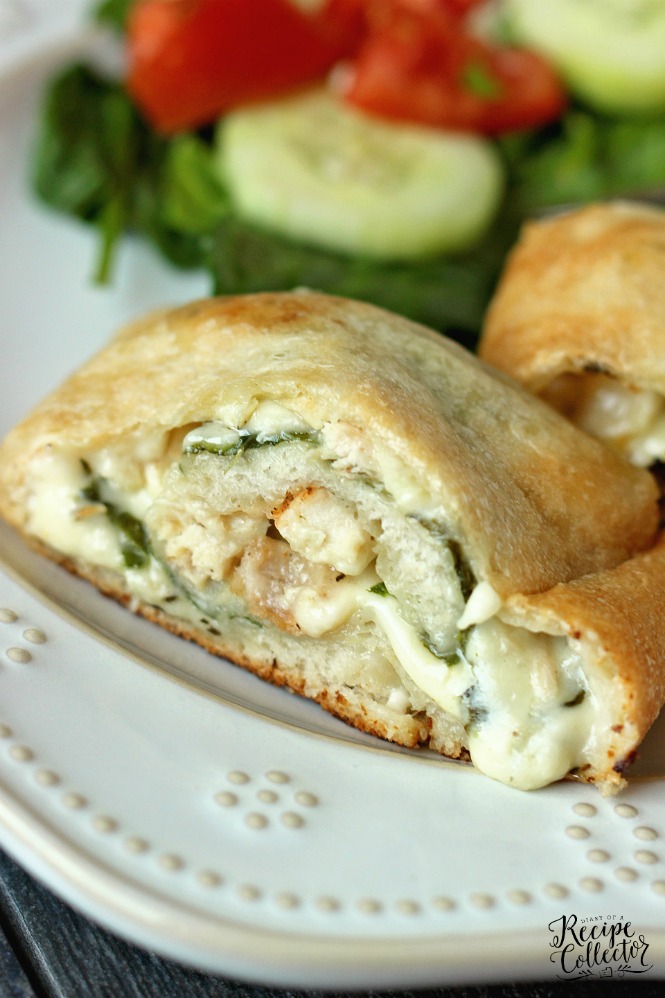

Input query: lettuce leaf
[30,60,665,345]
[31,64,228,282]
[502,108,665,215]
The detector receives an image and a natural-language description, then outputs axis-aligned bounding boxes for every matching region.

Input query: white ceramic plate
[1,6,665,989]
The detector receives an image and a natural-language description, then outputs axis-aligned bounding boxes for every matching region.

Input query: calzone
[0,292,660,792]
[479,201,665,470]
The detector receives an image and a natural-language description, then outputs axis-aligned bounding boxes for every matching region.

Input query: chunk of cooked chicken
[272,485,375,575]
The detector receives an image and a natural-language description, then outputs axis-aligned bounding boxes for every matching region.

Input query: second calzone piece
[0,292,659,791]
[479,200,665,469]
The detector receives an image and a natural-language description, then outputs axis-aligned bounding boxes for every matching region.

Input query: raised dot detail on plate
[432,895,457,912]
[124,836,149,854]
[198,870,223,888]
[92,815,118,834]
[238,884,262,902]
[587,849,610,863]
[0,725,11,739]
[315,896,341,913]
[159,853,184,871]
[294,791,319,807]
[257,789,278,804]
[470,893,495,910]
[245,812,268,830]
[22,628,46,645]
[544,883,568,899]
[566,825,590,840]
[635,850,658,865]
[281,811,304,829]
[215,791,238,807]
[357,898,382,915]
[62,792,88,810]
[395,899,420,916]
[6,647,31,664]
[580,877,604,892]
[35,769,60,787]
[9,745,34,762]
[615,803,638,819]
[635,826,658,841]
[573,803,597,818]
[275,892,300,910]
[227,770,250,785]
[615,867,638,882]
[266,770,290,784]
[0,609,18,624]
[507,889,532,905]
[652,881,665,895]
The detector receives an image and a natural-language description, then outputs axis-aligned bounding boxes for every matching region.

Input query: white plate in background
[1,15,665,989]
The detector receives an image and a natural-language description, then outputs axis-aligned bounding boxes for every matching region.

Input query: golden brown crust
[0,291,658,597]
[479,201,665,394]
[504,532,665,790]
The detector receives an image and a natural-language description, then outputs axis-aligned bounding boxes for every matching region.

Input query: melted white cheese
[183,403,314,454]
[28,444,594,792]
[465,619,591,790]
[290,573,471,719]
[183,424,241,453]
[27,451,124,571]
[291,573,594,789]
[457,580,501,630]
[572,376,665,467]
[244,400,313,438]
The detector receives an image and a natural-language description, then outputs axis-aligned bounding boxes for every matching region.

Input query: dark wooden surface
[0,848,662,998]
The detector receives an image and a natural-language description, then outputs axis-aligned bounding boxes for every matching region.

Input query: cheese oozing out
[544,372,665,467]
[24,402,596,790]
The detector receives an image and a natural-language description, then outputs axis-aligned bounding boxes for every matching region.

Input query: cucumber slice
[505,0,665,114]
[216,89,504,260]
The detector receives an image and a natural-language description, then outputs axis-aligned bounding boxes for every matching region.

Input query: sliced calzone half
[494,536,665,794]
[0,292,660,792]
[479,200,665,470]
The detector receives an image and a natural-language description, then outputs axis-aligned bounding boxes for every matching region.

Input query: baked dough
[0,291,660,792]
[479,201,665,468]
[500,534,665,794]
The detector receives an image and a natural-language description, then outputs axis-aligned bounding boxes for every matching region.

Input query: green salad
[31,0,665,347]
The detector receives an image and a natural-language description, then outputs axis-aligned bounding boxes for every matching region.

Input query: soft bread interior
[22,398,633,793]
[4,290,662,795]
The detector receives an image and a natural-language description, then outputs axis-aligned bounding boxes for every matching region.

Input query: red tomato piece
[341,1,566,134]
[127,0,358,133]
[477,47,568,134]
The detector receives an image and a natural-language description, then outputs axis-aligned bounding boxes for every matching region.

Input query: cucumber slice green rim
[216,88,504,261]
[504,0,665,115]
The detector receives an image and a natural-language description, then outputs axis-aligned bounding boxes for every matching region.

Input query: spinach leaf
[95,0,134,31]
[462,684,488,729]
[161,134,231,235]
[448,540,477,603]
[32,63,158,282]
[81,478,150,568]
[501,107,665,216]
[209,217,504,342]
[31,64,228,282]
[184,428,318,457]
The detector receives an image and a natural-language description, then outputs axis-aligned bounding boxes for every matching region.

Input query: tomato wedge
[126,0,359,133]
[341,1,567,134]
[126,0,565,136]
